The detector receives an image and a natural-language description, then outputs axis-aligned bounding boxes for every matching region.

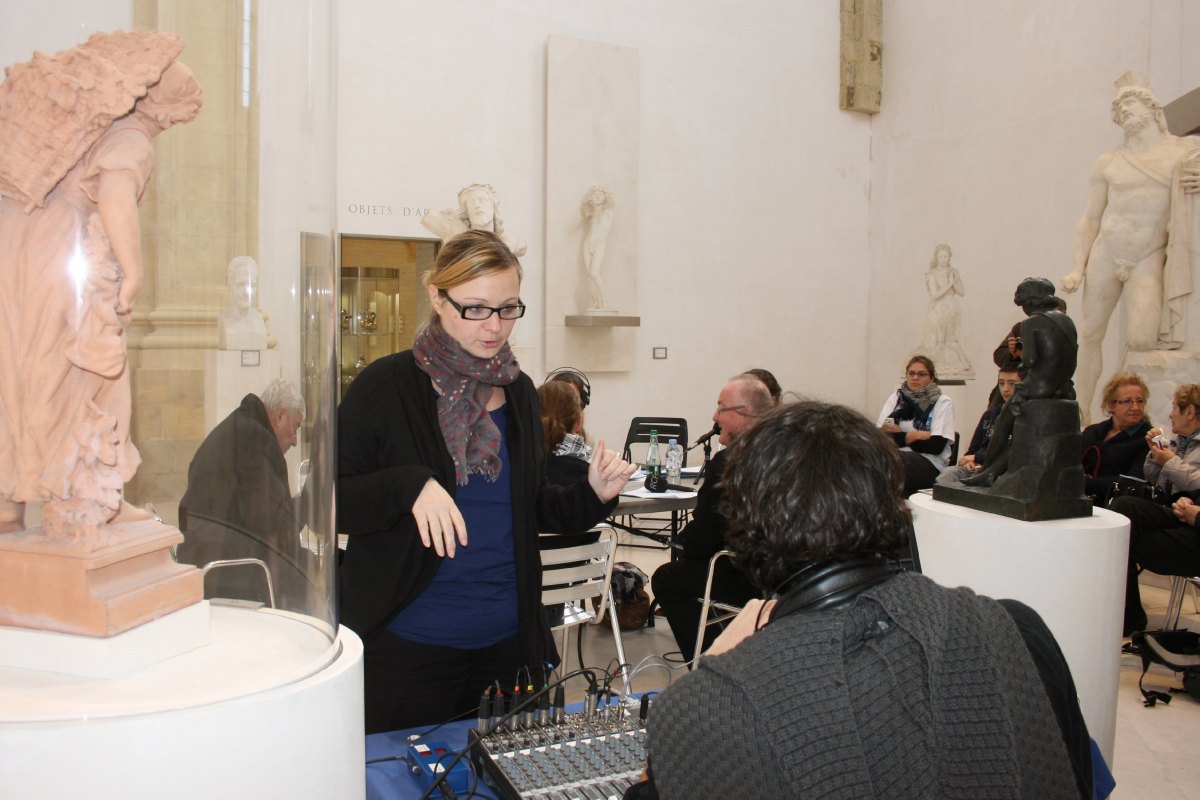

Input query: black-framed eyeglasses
[439,290,526,321]
[906,370,931,379]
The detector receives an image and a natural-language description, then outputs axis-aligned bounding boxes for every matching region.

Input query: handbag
[1104,474,1169,508]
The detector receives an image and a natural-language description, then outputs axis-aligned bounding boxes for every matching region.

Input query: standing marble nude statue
[420,182,528,257]
[0,31,203,538]
[218,255,269,351]
[580,186,614,311]
[915,243,973,379]
[1062,71,1200,424]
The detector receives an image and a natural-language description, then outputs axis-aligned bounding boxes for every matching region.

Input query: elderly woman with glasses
[1080,372,1151,503]
[877,355,956,496]
[1113,383,1200,635]
[337,230,635,733]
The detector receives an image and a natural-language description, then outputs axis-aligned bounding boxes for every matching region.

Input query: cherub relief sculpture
[0,31,203,539]
[420,183,528,257]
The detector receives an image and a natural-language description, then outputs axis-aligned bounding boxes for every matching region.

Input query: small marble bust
[218,255,269,351]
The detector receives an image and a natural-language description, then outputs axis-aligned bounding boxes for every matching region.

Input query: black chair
[621,417,689,466]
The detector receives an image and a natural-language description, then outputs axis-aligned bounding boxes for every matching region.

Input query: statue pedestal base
[0,519,202,637]
[933,399,1091,521]
[204,347,280,434]
[910,494,1128,761]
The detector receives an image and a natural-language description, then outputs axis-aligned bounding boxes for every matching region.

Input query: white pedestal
[0,606,364,799]
[204,348,281,435]
[0,600,210,677]
[909,494,1128,762]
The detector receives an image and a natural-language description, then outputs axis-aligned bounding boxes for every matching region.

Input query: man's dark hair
[720,400,912,592]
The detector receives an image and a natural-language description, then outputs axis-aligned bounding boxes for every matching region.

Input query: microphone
[690,424,720,449]
[644,473,693,494]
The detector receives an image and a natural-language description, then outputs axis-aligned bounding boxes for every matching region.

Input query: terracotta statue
[420,182,528,256]
[0,31,203,539]
[913,243,973,380]
[218,255,269,350]
[1062,70,1200,423]
[580,186,614,312]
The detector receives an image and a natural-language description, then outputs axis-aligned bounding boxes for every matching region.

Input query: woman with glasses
[337,230,635,733]
[1080,372,1151,504]
[1113,384,1200,635]
[877,355,956,496]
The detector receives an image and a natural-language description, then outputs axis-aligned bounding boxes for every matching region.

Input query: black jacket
[178,394,305,605]
[336,351,615,665]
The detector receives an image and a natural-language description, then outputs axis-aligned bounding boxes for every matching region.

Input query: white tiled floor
[565,534,1200,799]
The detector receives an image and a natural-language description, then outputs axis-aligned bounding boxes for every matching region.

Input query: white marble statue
[913,243,974,380]
[218,255,269,351]
[580,186,614,312]
[420,183,527,257]
[1062,70,1200,423]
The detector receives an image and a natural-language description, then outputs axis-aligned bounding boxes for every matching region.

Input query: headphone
[544,366,591,408]
[767,557,899,622]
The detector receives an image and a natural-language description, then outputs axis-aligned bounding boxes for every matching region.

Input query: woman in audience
[336,230,634,733]
[537,381,590,486]
[876,355,956,496]
[1113,383,1200,635]
[1080,372,1151,504]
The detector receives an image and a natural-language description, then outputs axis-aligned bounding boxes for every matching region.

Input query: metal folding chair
[540,526,631,694]
[693,549,744,667]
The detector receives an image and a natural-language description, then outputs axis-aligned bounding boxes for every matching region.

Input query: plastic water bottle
[645,429,663,481]
[665,439,683,482]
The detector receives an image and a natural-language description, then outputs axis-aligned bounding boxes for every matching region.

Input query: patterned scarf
[413,318,521,485]
[894,382,943,431]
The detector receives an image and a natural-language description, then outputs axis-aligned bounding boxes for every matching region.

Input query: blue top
[387,405,519,648]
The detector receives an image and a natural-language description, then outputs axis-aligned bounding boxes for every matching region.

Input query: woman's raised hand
[587,438,638,502]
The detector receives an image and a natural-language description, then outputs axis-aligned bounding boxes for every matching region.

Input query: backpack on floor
[1129,629,1200,706]
[610,562,651,630]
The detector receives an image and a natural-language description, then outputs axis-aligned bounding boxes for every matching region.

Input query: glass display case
[339,236,437,397]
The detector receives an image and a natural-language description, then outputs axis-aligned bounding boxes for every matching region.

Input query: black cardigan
[336,351,615,666]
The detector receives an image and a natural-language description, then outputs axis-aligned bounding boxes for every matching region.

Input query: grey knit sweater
[647,572,1079,799]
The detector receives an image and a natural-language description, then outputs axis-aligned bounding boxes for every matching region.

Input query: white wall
[869,0,1200,431]
[336,0,873,450]
[0,0,131,66]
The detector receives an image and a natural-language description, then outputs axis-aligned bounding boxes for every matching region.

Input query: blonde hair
[1100,372,1149,416]
[422,230,522,323]
[1174,384,1200,414]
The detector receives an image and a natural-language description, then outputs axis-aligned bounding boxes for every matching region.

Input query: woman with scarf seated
[876,355,956,496]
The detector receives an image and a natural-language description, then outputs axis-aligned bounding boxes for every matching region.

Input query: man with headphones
[625,401,1093,799]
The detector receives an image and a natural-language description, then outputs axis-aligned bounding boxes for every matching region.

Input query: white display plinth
[0,600,210,677]
[204,348,281,434]
[0,605,364,799]
[909,494,1128,762]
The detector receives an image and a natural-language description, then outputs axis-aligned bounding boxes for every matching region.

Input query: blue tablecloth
[366,719,500,800]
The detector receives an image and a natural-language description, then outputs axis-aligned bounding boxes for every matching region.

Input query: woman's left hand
[587,438,637,502]
[1150,441,1176,466]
